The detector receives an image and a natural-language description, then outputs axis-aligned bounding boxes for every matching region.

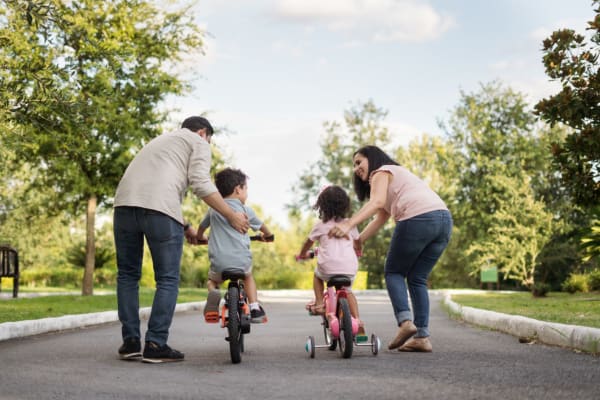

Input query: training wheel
[371,334,381,356]
[305,336,316,358]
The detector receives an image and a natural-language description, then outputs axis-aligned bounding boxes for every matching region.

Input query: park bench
[0,245,19,298]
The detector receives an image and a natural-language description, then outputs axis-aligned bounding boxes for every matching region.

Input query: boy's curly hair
[313,185,350,223]
[215,168,248,197]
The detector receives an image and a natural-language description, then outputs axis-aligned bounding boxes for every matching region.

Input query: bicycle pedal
[356,334,368,343]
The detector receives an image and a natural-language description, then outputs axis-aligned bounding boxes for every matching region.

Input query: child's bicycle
[297,251,381,359]
[199,234,274,364]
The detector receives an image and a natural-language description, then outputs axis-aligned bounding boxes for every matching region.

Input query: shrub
[531,282,550,297]
[588,269,600,291]
[561,273,589,293]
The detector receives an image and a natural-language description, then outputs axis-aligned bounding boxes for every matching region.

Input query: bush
[20,266,82,288]
[531,282,550,297]
[561,273,589,293]
[588,269,600,291]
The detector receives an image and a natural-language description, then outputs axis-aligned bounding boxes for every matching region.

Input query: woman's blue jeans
[114,206,183,346]
[384,210,452,338]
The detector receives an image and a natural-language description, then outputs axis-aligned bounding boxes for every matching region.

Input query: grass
[451,291,600,329]
[0,288,207,324]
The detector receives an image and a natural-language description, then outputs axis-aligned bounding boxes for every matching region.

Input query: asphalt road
[0,291,598,400]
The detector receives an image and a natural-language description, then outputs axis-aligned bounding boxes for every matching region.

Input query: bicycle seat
[221,268,246,281]
[327,275,352,288]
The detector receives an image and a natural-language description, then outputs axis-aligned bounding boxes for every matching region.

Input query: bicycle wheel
[337,298,353,359]
[227,285,242,364]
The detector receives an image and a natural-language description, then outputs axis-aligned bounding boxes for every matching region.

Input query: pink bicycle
[298,251,381,358]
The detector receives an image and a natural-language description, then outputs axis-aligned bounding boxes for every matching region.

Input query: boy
[197,168,272,323]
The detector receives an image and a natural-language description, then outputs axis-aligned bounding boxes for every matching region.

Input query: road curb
[0,302,202,342]
[442,290,600,354]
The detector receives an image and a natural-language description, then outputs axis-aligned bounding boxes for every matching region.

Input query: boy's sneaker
[142,341,184,363]
[250,305,268,323]
[118,337,142,360]
[204,289,221,323]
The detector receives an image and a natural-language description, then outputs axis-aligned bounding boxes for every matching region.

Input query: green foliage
[581,219,600,262]
[562,273,590,293]
[287,100,396,288]
[534,1,600,206]
[0,0,207,294]
[531,282,550,297]
[587,269,600,291]
[441,82,575,288]
[66,241,114,269]
[466,174,555,289]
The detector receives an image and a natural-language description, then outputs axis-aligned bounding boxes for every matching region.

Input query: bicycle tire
[337,297,353,359]
[227,285,242,364]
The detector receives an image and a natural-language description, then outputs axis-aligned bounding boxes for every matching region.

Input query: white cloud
[275,0,456,42]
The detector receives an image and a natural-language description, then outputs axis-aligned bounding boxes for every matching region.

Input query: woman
[329,145,452,352]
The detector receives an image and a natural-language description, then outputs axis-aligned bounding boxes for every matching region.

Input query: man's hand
[184,226,198,244]
[229,211,249,234]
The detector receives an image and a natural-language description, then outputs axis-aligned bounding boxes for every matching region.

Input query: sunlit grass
[451,291,600,329]
[0,288,207,323]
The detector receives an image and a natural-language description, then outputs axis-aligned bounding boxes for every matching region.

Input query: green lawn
[0,288,207,324]
[450,291,600,329]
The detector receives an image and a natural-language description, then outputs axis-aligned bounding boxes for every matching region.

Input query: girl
[297,185,364,332]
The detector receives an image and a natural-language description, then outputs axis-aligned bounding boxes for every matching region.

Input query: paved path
[0,291,598,400]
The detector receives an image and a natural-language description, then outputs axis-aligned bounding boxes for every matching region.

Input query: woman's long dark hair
[353,145,399,201]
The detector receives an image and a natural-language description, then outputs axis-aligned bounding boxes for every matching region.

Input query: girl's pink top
[309,219,359,276]
[372,165,448,222]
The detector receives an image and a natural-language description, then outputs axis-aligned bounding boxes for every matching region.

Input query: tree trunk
[82,195,97,296]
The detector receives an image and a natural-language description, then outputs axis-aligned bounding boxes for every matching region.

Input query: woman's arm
[359,209,390,243]
[329,171,391,237]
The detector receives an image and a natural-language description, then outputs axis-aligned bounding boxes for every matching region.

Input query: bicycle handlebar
[197,234,274,245]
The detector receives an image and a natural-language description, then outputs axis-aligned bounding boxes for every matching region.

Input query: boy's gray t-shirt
[200,198,263,271]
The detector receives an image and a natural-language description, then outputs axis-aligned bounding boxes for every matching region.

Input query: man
[113,116,249,363]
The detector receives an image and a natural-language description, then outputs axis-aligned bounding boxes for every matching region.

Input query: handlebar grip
[250,234,275,242]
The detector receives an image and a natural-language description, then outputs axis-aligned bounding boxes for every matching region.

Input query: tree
[441,81,571,287]
[287,100,395,288]
[0,0,206,294]
[535,0,600,206]
[466,174,555,289]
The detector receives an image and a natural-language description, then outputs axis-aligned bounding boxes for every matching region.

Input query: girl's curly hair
[313,186,350,222]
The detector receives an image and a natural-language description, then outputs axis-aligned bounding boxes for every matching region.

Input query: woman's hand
[328,220,352,239]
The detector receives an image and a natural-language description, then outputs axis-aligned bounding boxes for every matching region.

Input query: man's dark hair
[353,145,399,201]
[181,116,213,136]
[215,168,248,197]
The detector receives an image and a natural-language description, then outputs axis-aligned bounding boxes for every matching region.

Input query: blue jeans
[384,210,452,338]
[114,206,184,346]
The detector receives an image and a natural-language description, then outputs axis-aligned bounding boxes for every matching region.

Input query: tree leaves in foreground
[535,0,600,207]
[0,0,206,294]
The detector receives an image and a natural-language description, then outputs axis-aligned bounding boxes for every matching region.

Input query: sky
[165,0,595,227]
